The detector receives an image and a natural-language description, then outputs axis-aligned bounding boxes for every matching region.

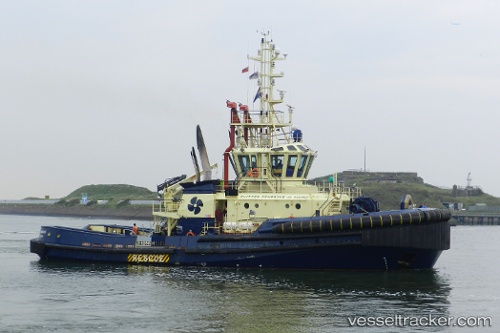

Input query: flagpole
[247,38,250,107]
[247,60,250,107]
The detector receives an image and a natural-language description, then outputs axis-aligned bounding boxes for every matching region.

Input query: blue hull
[30,220,450,270]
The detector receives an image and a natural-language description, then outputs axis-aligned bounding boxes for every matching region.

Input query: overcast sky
[1,1,499,199]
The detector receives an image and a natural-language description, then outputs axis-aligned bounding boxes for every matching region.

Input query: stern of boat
[30,237,46,258]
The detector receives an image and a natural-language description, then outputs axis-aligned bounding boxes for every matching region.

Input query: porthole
[244,203,250,209]
[255,203,260,208]
[295,203,301,209]
[285,204,290,209]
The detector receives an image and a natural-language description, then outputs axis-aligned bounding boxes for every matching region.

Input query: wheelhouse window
[286,155,298,177]
[238,155,257,177]
[251,155,257,168]
[297,155,308,177]
[271,155,284,177]
[304,155,315,177]
[238,155,250,176]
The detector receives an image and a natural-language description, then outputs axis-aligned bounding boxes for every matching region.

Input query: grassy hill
[65,184,156,202]
[2,184,156,220]
[311,172,500,211]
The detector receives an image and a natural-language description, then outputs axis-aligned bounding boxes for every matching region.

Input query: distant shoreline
[0,204,151,221]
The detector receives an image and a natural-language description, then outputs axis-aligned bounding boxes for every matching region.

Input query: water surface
[0,215,497,332]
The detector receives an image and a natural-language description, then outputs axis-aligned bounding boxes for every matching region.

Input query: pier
[451,213,500,225]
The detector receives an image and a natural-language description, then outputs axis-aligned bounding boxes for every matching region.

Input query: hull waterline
[31,220,450,270]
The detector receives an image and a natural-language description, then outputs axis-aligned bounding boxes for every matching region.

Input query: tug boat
[30,33,450,270]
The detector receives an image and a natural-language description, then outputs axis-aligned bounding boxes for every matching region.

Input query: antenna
[364,146,366,172]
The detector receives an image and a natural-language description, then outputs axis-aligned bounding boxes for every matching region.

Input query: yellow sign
[127,253,170,263]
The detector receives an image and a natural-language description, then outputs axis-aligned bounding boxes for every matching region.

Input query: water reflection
[33,262,452,333]
[155,267,452,332]
[32,260,131,276]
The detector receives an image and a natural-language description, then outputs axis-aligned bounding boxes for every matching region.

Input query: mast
[223,32,313,189]
[249,33,286,112]
[246,32,289,148]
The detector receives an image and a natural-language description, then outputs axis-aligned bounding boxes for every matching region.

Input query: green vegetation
[311,172,500,211]
[55,198,81,207]
[63,184,156,207]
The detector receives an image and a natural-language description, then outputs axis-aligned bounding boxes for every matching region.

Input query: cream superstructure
[153,32,360,236]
